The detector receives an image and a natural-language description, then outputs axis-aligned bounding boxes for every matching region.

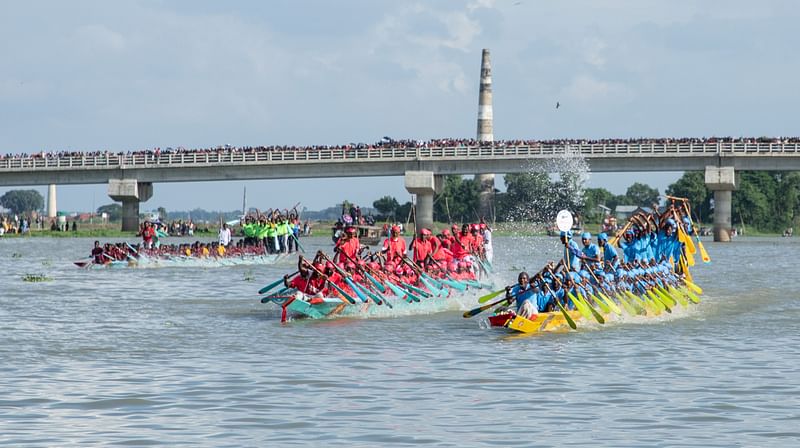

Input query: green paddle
[259,270,298,295]
[478,288,507,303]
[463,295,511,318]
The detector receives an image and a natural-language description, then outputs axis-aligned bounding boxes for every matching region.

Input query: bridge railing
[2,142,799,171]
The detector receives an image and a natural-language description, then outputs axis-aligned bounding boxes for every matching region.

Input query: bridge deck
[1,142,799,186]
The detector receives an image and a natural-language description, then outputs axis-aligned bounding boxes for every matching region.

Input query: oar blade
[478,288,505,303]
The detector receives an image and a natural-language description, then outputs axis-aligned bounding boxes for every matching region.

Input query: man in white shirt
[218,223,232,247]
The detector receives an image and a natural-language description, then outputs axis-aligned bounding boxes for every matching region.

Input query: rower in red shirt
[411,228,433,265]
[381,225,407,263]
[334,226,364,263]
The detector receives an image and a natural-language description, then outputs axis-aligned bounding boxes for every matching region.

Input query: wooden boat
[331,224,384,246]
[486,285,701,334]
[488,310,584,333]
[75,252,289,269]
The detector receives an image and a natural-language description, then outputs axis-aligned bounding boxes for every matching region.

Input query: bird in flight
[556,102,560,109]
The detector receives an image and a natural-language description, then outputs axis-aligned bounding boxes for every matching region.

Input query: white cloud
[562,74,632,103]
[73,24,126,52]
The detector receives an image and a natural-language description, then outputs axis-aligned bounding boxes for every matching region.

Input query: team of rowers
[88,239,275,265]
[281,223,493,300]
[239,209,303,253]
[503,200,699,319]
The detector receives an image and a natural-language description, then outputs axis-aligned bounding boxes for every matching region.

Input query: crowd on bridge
[3,136,799,161]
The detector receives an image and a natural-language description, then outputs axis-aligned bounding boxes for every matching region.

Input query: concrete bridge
[2,141,799,240]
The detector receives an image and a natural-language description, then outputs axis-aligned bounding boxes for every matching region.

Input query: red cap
[391,225,400,233]
[345,226,356,234]
[421,228,432,235]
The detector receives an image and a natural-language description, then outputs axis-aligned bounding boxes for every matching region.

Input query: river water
[1,235,798,447]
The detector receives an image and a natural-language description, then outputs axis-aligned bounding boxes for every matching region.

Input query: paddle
[316,252,378,304]
[667,195,711,264]
[341,252,388,294]
[369,254,424,302]
[259,270,298,295]
[463,294,512,318]
[303,260,357,304]
[462,285,531,318]
[585,269,623,316]
[399,257,447,296]
[543,283,578,330]
[478,287,508,303]
[575,291,605,324]
[683,278,703,295]
[289,232,305,253]
[421,256,469,291]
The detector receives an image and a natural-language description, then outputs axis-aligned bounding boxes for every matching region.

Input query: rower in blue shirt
[597,232,620,269]
[580,232,601,269]
[505,271,537,318]
[561,230,582,271]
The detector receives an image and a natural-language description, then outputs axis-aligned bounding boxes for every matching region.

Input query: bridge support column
[705,166,736,242]
[405,171,442,233]
[47,184,57,218]
[108,179,153,232]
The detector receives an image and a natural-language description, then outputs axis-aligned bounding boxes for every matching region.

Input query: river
[1,235,798,447]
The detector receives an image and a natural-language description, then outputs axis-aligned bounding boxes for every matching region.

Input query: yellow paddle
[683,278,703,295]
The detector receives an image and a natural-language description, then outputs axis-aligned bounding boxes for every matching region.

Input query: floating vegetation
[41,260,52,267]
[11,253,23,258]
[22,273,52,282]
[243,270,255,282]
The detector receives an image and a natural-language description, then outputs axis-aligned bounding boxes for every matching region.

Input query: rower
[380,225,407,264]
[597,232,619,270]
[580,231,600,270]
[334,226,364,263]
[560,230,582,271]
[505,271,537,319]
[91,240,105,264]
[411,228,433,265]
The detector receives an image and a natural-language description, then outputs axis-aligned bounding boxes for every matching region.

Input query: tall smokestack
[476,49,495,221]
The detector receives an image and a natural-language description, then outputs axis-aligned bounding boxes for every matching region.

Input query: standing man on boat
[560,230,582,271]
[410,228,433,266]
[91,240,105,264]
[480,222,493,264]
[580,232,601,270]
[218,223,232,247]
[381,225,407,264]
[597,233,620,269]
[334,226,364,263]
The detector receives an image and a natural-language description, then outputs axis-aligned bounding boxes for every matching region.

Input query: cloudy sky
[1,0,797,213]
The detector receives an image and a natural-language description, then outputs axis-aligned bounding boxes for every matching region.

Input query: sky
[1,0,798,213]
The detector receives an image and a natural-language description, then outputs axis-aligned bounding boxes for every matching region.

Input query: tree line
[371,172,800,232]
[2,171,798,232]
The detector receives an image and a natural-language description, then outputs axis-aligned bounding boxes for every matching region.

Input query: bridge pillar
[46,184,57,218]
[405,171,442,233]
[108,179,153,232]
[705,166,736,242]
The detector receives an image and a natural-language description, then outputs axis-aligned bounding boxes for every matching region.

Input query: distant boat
[331,224,383,246]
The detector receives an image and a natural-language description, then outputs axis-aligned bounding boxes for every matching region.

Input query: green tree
[666,172,712,222]
[396,201,413,225]
[583,187,615,221]
[625,182,660,207]
[97,203,122,221]
[733,171,774,231]
[0,189,44,215]
[372,195,399,219]
[497,172,552,222]
[775,172,800,229]
[433,175,479,223]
